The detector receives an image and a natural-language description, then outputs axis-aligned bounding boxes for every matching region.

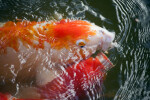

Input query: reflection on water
[0,0,150,99]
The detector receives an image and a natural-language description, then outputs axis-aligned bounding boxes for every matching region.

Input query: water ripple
[0,0,150,99]
[113,0,150,99]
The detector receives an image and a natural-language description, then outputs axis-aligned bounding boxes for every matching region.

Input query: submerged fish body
[37,52,113,99]
[0,19,115,99]
[0,52,113,99]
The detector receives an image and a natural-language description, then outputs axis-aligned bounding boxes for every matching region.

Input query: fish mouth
[90,48,114,71]
[96,52,114,71]
[91,49,102,58]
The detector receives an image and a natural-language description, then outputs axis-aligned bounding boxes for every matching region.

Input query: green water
[0,0,150,99]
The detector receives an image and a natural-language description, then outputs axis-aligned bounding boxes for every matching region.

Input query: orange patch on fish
[0,19,96,52]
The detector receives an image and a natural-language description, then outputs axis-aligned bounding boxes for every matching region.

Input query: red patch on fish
[0,93,8,100]
[0,52,113,99]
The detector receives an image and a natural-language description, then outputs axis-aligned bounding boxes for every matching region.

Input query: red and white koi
[0,52,113,99]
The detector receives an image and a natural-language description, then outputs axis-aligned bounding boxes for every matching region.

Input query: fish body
[0,19,115,98]
[0,52,113,99]
[37,52,113,99]
[0,19,114,51]
[0,19,95,51]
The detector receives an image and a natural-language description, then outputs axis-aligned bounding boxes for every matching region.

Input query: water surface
[0,0,150,99]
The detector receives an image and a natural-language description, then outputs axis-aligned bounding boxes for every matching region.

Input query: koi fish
[37,52,113,99]
[0,19,115,98]
[0,52,113,99]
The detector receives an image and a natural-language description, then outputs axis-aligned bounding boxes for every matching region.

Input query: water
[0,0,150,99]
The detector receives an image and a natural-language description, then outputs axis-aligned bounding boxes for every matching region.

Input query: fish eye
[76,39,86,48]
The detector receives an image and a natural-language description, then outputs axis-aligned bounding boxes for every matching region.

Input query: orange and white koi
[0,19,115,98]
[0,19,114,51]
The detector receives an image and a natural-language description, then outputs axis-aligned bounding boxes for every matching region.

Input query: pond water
[0,0,150,100]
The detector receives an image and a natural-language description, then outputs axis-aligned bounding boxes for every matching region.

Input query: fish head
[44,19,115,64]
[88,24,115,51]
